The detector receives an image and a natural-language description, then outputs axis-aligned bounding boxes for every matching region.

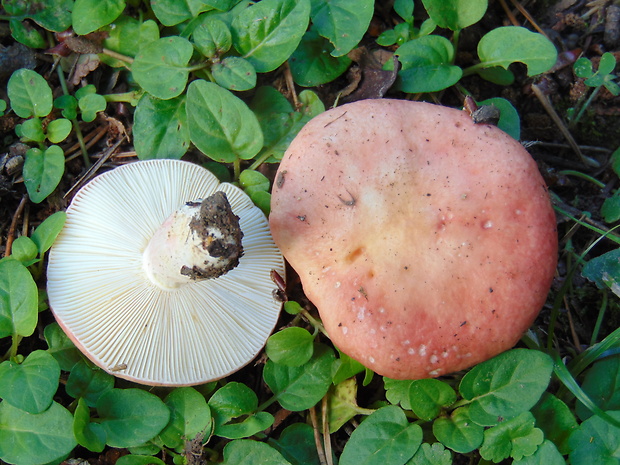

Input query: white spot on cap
[357,307,366,320]
[368,356,375,363]
[402,340,411,345]
[378,307,385,313]
[419,345,427,356]
[408,348,415,355]
[369,328,376,335]
[335,281,341,288]
[482,220,493,229]
[429,369,442,376]
[341,326,348,335]
[442,351,449,358]
[430,355,439,364]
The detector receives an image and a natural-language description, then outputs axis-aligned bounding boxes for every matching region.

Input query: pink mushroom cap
[269,99,557,380]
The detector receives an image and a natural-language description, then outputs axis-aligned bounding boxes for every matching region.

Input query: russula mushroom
[47,159,285,386]
[269,99,557,380]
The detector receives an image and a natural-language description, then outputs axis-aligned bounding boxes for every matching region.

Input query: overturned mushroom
[47,159,285,386]
[269,99,557,380]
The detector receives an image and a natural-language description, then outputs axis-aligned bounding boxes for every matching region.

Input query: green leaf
[239,169,270,197]
[477,26,558,76]
[310,0,374,57]
[65,360,115,407]
[132,36,194,100]
[575,355,620,420]
[394,0,414,22]
[409,379,456,421]
[269,423,321,465]
[266,327,315,367]
[134,94,190,160]
[102,16,160,61]
[9,19,46,49]
[192,17,232,58]
[263,343,335,411]
[116,455,166,465]
[7,69,53,118]
[583,249,620,297]
[331,351,366,385]
[531,393,578,454]
[44,322,82,371]
[477,66,516,85]
[339,405,422,465]
[209,382,259,427]
[0,401,77,465]
[4,0,73,32]
[289,29,352,87]
[186,79,263,162]
[568,410,620,465]
[601,195,620,223]
[151,0,234,27]
[217,411,275,439]
[9,236,38,265]
[0,350,59,414]
[23,145,65,204]
[432,406,484,454]
[384,378,414,410]
[46,118,72,143]
[407,442,452,465]
[0,258,37,338]
[74,397,106,452]
[160,387,212,449]
[72,0,126,35]
[54,94,78,120]
[78,93,107,122]
[232,0,311,72]
[97,388,171,448]
[395,35,462,93]
[212,56,257,91]
[421,0,487,31]
[459,349,554,426]
[222,439,291,465]
[513,440,565,465]
[31,211,66,255]
[327,378,364,433]
[477,97,521,140]
[479,411,544,462]
[17,118,45,142]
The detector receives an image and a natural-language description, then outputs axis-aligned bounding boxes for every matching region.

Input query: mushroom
[269,99,557,380]
[47,159,285,386]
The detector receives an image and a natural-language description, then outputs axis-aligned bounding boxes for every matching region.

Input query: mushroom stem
[142,191,244,290]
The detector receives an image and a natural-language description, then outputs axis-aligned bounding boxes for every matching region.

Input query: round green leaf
[186,80,263,162]
[421,0,487,31]
[459,349,554,426]
[266,327,315,367]
[10,236,38,264]
[24,0,74,31]
[74,397,106,452]
[46,118,72,143]
[477,97,521,140]
[217,411,275,439]
[192,17,232,58]
[231,0,311,72]
[212,56,257,91]
[263,343,335,411]
[78,93,107,123]
[23,145,65,204]
[7,69,52,118]
[160,387,212,449]
[269,423,321,465]
[54,95,78,120]
[132,36,193,100]
[0,259,37,339]
[9,19,47,49]
[569,411,620,465]
[395,35,462,93]
[0,350,60,414]
[134,94,190,160]
[310,0,373,57]
[222,439,291,465]
[575,355,620,420]
[18,118,45,143]
[72,0,125,35]
[102,16,160,60]
[409,378,456,420]
[479,411,544,462]
[289,29,352,87]
[65,360,114,407]
[530,393,578,455]
[239,169,271,196]
[477,26,558,76]
[432,406,484,454]
[339,405,422,465]
[514,440,565,465]
[209,382,258,427]
[97,388,171,448]
[0,401,77,465]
